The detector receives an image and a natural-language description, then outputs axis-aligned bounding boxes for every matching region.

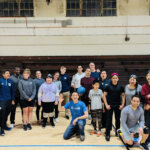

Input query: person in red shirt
[141,70,150,146]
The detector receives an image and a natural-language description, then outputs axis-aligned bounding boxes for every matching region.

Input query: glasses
[130,74,137,79]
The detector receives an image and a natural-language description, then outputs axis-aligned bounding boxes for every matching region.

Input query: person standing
[103,73,125,141]
[33,70,45,124]
[9,67,23,128]
[38,74,59,128]
[60,66,71,119]
[18,69,36,131]
[89,62,100,80]
[125,74,142,106]
[53,72,62,123]
[59,92,88,141]
[99,70,111,129]
[0,70,15,136]
[71,65,85,92]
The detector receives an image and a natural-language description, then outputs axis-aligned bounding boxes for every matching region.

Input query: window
[66,0,117,17]
[0,0,34,17]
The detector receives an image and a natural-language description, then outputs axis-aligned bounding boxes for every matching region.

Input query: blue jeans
[63,120,86,140]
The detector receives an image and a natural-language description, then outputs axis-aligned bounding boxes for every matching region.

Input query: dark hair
[92,80,99,85]
[72,91,79,95]
[2,70,10,75]
[100,69,107,74]
[131,95,140,100]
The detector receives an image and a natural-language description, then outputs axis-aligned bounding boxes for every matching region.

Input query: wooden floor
[0,108,142,150]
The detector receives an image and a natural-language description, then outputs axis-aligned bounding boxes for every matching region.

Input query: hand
[72,85,76,89]
[119,105,124,110]
[144,104,150,110]
[55,101,58,105]
[130,133,135,138]
[103,107,105,113]
[148,94,150,99]
[38,102,41,106]
[28,98,32,101]
[97,69,100,72]
[106,105,111,110]
[72,118,78,125]
[138,128,143,135]
[59,94,64,103]
[12,100,15,105]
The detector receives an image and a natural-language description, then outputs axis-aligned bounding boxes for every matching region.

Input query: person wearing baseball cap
[103,72,125,141]
[38,73,59,128]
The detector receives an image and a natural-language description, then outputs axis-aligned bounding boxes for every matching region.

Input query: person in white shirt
[71,65,85,92]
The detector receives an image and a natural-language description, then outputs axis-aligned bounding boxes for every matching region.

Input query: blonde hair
[23,68,31,75]
[60,66,66,70]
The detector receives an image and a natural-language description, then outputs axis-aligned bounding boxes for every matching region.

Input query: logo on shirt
[1,83,4,86]
[8,83,11,86]
[29,82,32,85]
[64,77,67,80]
[71,106,80,110]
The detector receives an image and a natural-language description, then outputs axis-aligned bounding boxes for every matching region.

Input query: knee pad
[143,127,150,134]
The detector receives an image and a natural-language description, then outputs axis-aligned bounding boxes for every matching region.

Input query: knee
[126,140,133,146]
[63,133,69,140]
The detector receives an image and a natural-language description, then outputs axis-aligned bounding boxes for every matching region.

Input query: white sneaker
[9,124,14,129]
[55,118,59,123]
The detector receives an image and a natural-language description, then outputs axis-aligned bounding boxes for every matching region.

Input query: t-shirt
[125,84,142,106]
[99,78,111,92]
[64,100,87,124]
[104,82,124,106]
[89,89,103,110]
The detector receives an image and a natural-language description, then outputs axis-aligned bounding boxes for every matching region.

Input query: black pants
[10,97,22,124]
[0,100,11,130]
[42,102,55,124]
[102,104,106,128]
[145,110,150,145]
[36,101,43,121]
[106,105,121,136]
[54,104,59,119]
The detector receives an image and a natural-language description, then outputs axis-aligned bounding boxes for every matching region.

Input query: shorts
[122,124,140,141]
[20,100,35,108]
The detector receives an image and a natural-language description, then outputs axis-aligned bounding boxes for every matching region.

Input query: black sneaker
[0,130,5,136]
[51,122,55,127]
[65,115,69,120]
[139,142,149,150]
[80,135,85,141]
[27,124,32,130]
[23,125,27,131]
[4,126,12,131]
[117,129,122,136]
[42,123,46,128]
[105,135,110,141]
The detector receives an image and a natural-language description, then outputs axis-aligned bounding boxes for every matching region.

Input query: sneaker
[96,131,101,137]
[80,135,85,141]
[23,124,27,131]
[105,135,110,141]
[90,130,96,135]
[51,122,55,127]
[0,130,5,136]
[27,124,32,130]
[65,115,69,120]
[9,124,14,129]
[55,118,59,123]
[42,123,46,128]
[139,142,149,150]
[4,126,12,131]
[117,129,122,136]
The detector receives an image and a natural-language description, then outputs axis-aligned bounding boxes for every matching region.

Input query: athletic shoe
[80,135,85,141]
[96,131,101,137]
[139,142,149,150]
[117,129,122,136]
[65,115,69,120]
[0,130,5,136]
[27,124,32,130]
[51,122,55,127]
[90,130,96,135]
[23,125,27,131]
[42,123,46,128]
[9,124,14,129]
[55,118,59,123]
[105,135,110,141]
[4,126,12,131]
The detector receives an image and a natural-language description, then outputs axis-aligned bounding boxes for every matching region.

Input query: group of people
[0,62,150,150]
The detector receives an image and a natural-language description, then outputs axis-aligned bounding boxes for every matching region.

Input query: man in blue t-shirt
[59,92,88,141]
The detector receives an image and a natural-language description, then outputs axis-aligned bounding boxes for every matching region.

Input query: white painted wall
[0,16,150,56]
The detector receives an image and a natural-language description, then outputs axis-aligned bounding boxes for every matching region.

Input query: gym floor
[0,108,141,150]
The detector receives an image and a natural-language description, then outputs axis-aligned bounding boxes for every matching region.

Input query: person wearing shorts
[18,69,36,131]
[118,95,149,150]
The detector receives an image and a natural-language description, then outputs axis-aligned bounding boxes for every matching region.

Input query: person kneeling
[59,92,88,141]
[118,95,149,150]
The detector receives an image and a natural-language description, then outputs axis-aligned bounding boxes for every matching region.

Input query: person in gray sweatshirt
[118,95,149,150]
[18,69,36,131]
[53,72,62,123]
